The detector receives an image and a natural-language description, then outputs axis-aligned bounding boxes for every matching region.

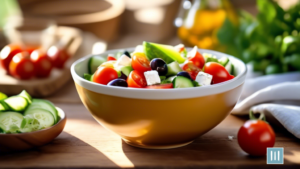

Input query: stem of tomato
[249,111,267,122]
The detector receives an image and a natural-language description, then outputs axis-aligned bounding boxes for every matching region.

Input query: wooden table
[0,81,299,168]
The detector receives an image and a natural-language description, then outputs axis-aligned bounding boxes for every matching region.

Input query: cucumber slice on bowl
[172,76,194,88]
[143,42,186,64]
[84,73,93,81]
[0,101,9,112]
[4,96,29,112]
[0,92,7,101]
[166,62,182,76]
[20,115,40,132]
[24,109,55,129]
[88,56,106,74]
[18,90,32,104]
[25,99,58,123]
[0,112,23,133]
[218,57,230,67]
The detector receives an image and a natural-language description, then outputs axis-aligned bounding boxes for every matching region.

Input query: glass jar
[176,0,238,50]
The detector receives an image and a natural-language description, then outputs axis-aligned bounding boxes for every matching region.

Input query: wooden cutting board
[0,26,82,97]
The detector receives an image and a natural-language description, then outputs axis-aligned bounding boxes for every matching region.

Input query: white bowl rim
[71,48,247,100]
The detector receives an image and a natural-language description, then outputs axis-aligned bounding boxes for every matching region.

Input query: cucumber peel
[143,41,186,64]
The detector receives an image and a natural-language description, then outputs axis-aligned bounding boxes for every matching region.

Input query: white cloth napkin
[232,71,300,139]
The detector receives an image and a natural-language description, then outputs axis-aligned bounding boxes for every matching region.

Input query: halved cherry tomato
[146,83,173,89]
[182,61,201,80]
[107,56,117,61]
[30,49,53,78]
[0,44,22,73]
[187,46,205,69]
[9,52,35,80]
[47,46,70,69]
[238,119,275,156]
[127,70,147,88]
[93,66,118,85]
[204,62,234,84]
[131,53,151,73]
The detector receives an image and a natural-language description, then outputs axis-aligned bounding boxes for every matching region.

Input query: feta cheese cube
[195,72,213,86]
[115,54,131,67]
[144,71,161,86]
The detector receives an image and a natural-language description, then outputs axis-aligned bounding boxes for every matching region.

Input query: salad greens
[217,0,300,74]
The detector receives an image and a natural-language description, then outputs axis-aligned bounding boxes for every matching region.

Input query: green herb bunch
[217,0,300,74]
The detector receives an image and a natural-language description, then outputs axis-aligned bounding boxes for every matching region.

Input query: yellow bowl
[71,48,247,149]
[0,107,66,153]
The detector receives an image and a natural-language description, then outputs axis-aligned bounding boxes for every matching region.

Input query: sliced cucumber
[88,56,106,74]
[0,92,7,101]
[143,42,186,64]
[159,76,166,81]
[166,62,182,76]
[18,90,32,104]
[231,63,235,76]
[203,53,219,63]
[25,99,58,123]
[24,109,54,129]
[119,66,133,77]
[218,57,230,67]
[20,115,40,132]
[0,112,23,133]
[4,96,29,112]
[0,101,9,112]
[172,76,194,88]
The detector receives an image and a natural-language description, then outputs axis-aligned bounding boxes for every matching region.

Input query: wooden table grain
[0,81,300,169]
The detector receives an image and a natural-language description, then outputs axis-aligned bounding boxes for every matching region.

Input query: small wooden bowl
[0,107,66,153]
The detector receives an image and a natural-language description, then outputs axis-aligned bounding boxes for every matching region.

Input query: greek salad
[84,42,235,89]
[0,90,59,133]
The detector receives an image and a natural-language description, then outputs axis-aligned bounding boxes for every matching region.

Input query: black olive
[150,58,168,76]
[107,79,128,87]
[177,71,192,80]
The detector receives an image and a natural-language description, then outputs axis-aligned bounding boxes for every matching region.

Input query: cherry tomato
[238,120,275,156]
[47,46,70,69]
[182,61,201,80]
[146,83,173,89]
[30,49,53,78]
[204,62,234,84]
[131,53,151,73]
[92,66,118,85]
[0,44,22,73]
[187,47,205,69]
[25,46,39,54]
[9,52,35,80]
[127,70,147,88]
[107,56,116,61]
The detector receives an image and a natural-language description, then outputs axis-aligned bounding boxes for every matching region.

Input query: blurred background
[1,0,300,97]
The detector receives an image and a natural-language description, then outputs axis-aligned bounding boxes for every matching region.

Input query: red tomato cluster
[0,44,70,80]
[181,49,234,84]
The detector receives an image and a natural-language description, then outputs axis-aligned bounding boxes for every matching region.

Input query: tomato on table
[47,46,70,69]
[127,70,147,88]
[187,47,205,69]
[107,56,116,61]
[182,61,201,80]
[0,44,22,73]
[30,49,53,78]
[204,62,234,84]
[9,52,35,80]
[131,53,151,73]
[146,83,173,89]
[93,66,118,85]
[238,113,275,156]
